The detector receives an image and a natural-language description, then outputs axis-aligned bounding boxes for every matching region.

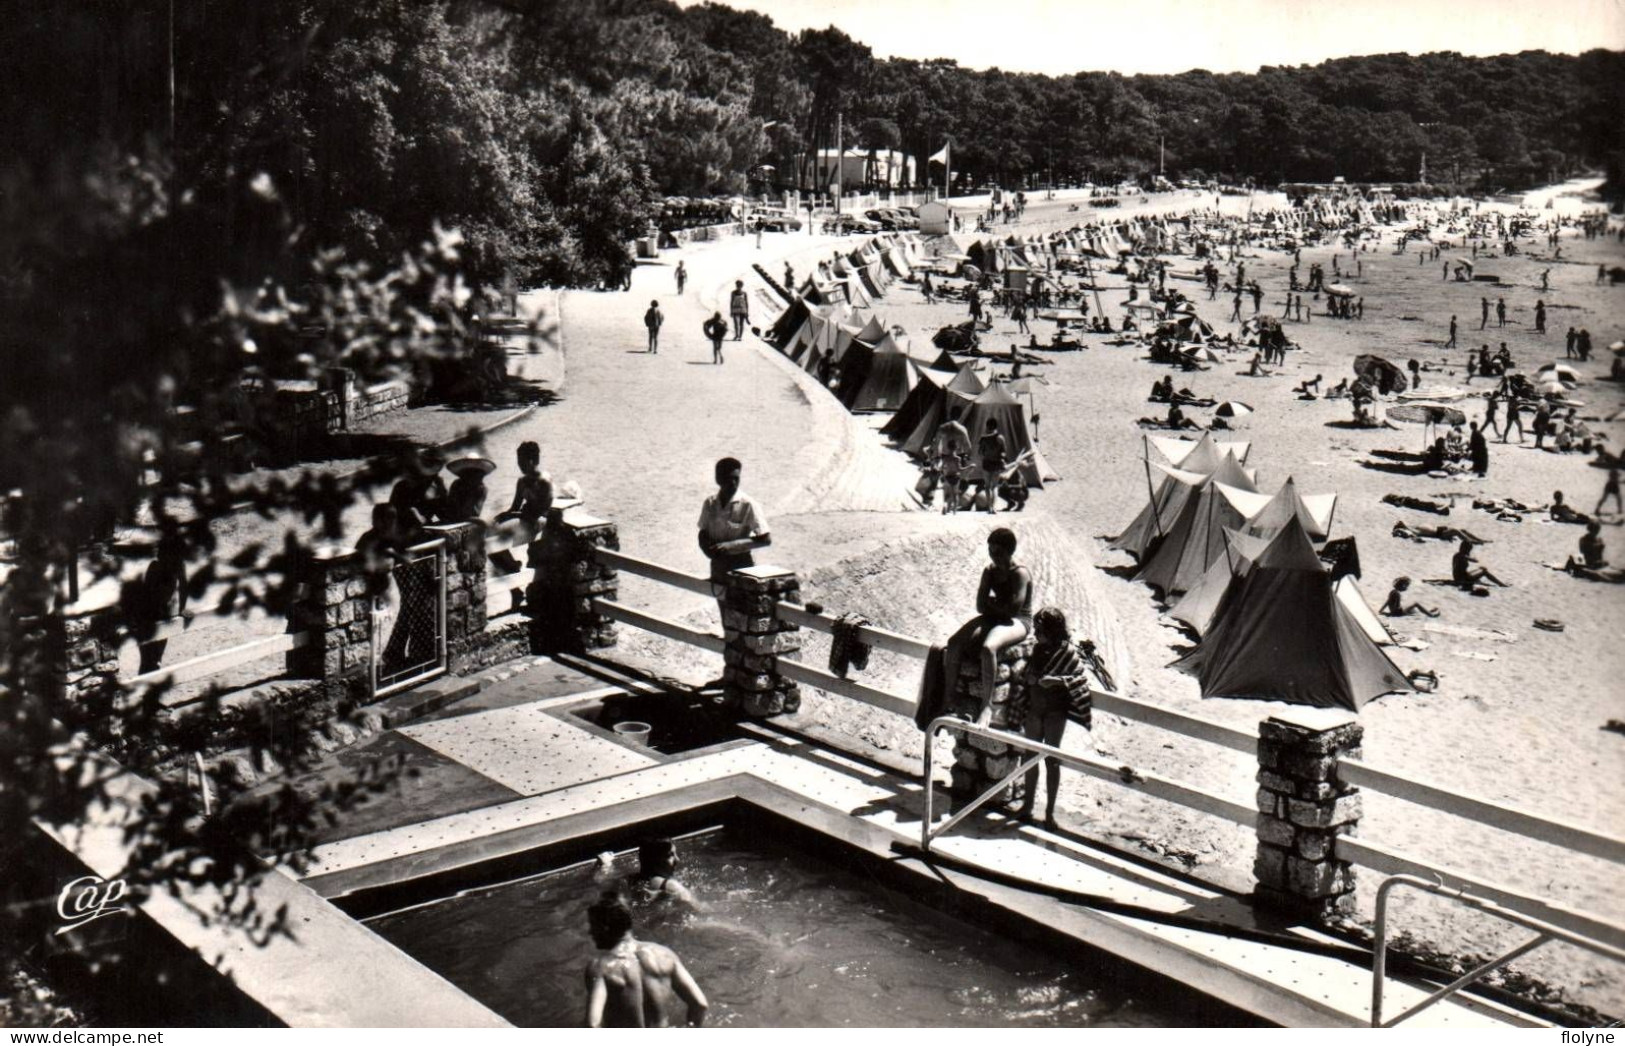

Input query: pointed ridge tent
[1216,477,1338,541]
[1109,446,1257,560]
[928,349,961,373]
[1334,577,1395,646]
[1167,528,1275,636]
[957,381,1058,487]
[844,334,918,412]
[880,365,956,439]
[1135,452,1260,597]
[767,298,812,350]
[1172,517,1413,711]
[898,365,991,457]
[1149,433,1253,471]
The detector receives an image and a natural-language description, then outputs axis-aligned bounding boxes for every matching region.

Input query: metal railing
[921,717,1257,852]
[582,546,1625,986]
[1370,874,1625,1027]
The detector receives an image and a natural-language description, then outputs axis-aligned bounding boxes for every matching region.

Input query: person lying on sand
[1381,576,1439,617]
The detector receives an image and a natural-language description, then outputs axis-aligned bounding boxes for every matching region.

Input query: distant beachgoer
[1566,327,1578,359]
[1469,422,1489,477]
[1533,402,1552,450]
[976,419,1007,513]
[129,528,189,674]
[1445,315,1457,349]
[1575,521,1608,570]
[445,456,494,521]
[644,300,664,354]
[1381,577,1438,618]
[1596,467,1622,516]
[1534,300,1546,334]
[942,527,1033,725]
[1017,606,1094,828]
[1540,268,1550,292]
[674,262,687,295]
[703,312,728,364]
[583,895,708,1028]
[1496,298,1506,327]
[933,408,972,514]
[729,281,750,340]
[1479,297,1489,331]
[1452,539,1509,589]
[1550,490,1590,525]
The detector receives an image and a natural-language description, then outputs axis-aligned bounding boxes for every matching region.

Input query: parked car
[750,208,803,232]
[864,209,901,230]
[826,213,880,234]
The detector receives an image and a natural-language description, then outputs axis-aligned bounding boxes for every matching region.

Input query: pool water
[365,830,1239,1027]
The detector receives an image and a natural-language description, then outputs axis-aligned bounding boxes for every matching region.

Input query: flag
[928,142,950,165]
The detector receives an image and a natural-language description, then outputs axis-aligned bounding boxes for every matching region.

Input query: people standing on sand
[1445,316,1457,350]
[728,281,750,340]
[1229,286,1243,322]
[1479,297,1489,330]
[1013,299,1030,335]
[1578,329,1592,362]
[933,408,971,515]
[1534,300,1546,334]
[976,419,1007,513]
[1566,327,1578,358]
[675,262,687,295]
[1452,539,1509,589]
[783,263,794,292]
[1381,577,1439,618]
[1496,298,1507,327]
[1597,467,1622,517]
[1469,421,1489,477]
[583,895,708,1028]
[1017,606,1094,828]
[644,300,664,354]
[1533,401,1552,450]
[703,312,727,364]
[1501,395,1525,443]
[1541,268,1550,292]
[942,527,1033,726]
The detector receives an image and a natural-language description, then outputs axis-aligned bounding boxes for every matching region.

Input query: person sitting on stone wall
[942,527,1033,727]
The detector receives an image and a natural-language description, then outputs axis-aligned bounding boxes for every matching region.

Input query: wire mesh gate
[372,539,447,698]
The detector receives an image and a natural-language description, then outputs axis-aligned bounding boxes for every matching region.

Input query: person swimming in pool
[595,837,699,908]
[583,893,708,1028]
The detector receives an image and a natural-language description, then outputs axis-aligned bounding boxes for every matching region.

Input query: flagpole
[945,141,951,201]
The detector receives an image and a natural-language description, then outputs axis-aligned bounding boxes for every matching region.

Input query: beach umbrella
[1215,401,1253,418]
[1537,363,1581,385]
[1534,379,1571,398]
[1386,402,1465,427]
[1609,341,1625,356]
[961,263,983,280]
[1325,283,1356,297]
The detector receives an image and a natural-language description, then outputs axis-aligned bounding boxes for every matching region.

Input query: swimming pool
[365,827,1252,1027]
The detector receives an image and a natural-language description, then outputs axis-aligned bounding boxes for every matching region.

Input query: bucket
[613,721,653,747]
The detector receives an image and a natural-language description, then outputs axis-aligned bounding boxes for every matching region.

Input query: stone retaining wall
[947,639,1036,806]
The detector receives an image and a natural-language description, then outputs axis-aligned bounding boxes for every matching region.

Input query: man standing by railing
[698,456,771,624]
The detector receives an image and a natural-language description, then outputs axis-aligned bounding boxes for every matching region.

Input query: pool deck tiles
[295,684,1549,1029]
[399,699,660,795]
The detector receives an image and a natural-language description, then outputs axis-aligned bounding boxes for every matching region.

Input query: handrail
[128,631,310,689]
[594,549,716,598]
[590,598,724,653]
[1092,691,1256,755]
[1337,835,1625,955]
[921,717,1257,852]
[1370,874,1625,1027]
[1340,758,1625,866]
[775,602,933,660]
[774,658,915,718]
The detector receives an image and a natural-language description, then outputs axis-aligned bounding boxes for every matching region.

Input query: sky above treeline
[675,0,1625,76]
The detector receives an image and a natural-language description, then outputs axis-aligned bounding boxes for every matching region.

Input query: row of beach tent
[1110,433,1411,711]
[762,234,1058,488]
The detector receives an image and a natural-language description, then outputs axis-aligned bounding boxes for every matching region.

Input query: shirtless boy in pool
[583,894,708,1028]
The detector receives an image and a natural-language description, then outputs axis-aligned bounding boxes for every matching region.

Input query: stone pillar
[50,606,123,704]
[286,548,373,702]
[719,565,802,718]
[424,522,486,671]
[947,638,1034,806]
[527,511,618,653]
[1254,709,1364,921]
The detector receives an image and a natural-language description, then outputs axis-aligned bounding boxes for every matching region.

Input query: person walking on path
[644,300,664,354]
[674,262,687,296]
[703,312,728,364]
[1484,392,1501,439]
[1534,300,1546,335]
[1445,315,1458,349]
[1479,297,1489,330]
[728,280,750,340]
[1496,298,1507,327]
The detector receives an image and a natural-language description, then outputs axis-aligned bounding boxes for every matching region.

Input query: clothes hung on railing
[829,612,873,677]
[913,643,949,731]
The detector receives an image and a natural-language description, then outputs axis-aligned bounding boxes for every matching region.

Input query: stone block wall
[47,607,124,704]
[1253,711,1364,921]
[286,549,375,703]
[947,638,1035,806]
[526,511,619,653]
[348,380,411,425]
[719,566,802,718]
